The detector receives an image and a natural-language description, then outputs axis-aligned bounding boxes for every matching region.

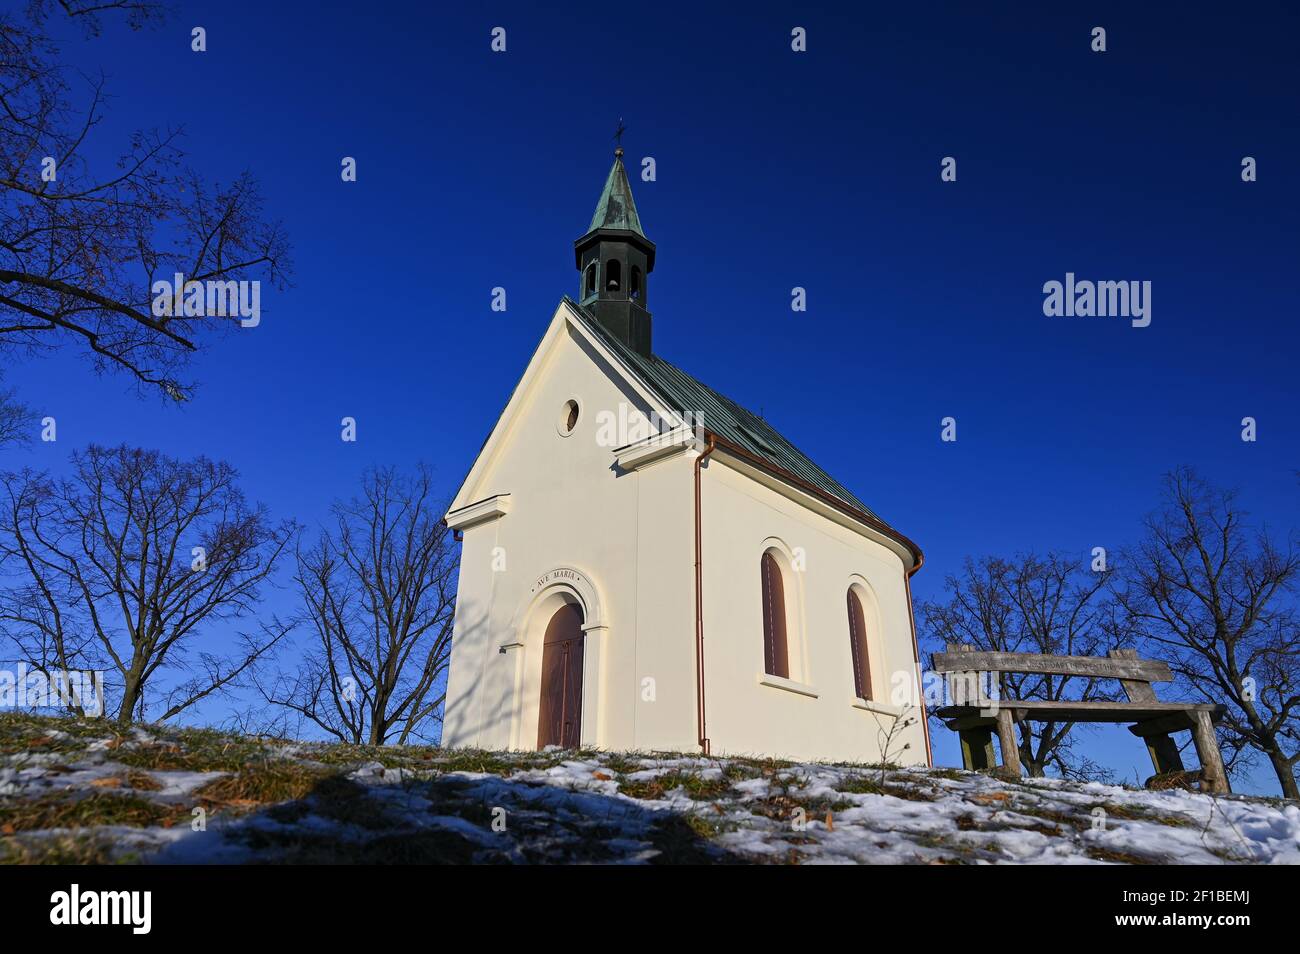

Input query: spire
[574,137,656,357]
[587,152,646,238]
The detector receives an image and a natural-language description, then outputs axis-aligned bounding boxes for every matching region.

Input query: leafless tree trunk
[0,444,295,722]
[263,466,457,745]
[1118,468,1299,799]
[920,553,1124,779]
[1,1,289,403]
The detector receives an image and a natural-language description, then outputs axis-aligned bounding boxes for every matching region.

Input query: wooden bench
[930,646,1230,794]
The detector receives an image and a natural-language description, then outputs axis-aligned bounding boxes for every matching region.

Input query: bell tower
[574,145,655,356]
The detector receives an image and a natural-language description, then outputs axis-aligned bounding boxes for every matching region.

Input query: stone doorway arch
[503,566,607,749]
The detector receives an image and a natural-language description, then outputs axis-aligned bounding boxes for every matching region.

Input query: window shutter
[847,589,872,700]
[761,552,790,679]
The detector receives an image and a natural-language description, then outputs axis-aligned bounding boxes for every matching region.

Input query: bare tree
[0,445,295,722]
[25,1,165,36]
[1,1,288,402]
[0,370,30,444]
[920,552,1124,778]
[1118,468,1299,799]
[264,466,457,745]
[0,467,97,711]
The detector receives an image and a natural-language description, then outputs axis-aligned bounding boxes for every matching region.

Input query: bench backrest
[931,646,1172,700]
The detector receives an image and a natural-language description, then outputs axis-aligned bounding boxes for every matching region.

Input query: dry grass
[1086,845,1153,865]
[113,736,277,773]
[85,770,163,792]
[0,791,186,833]
[1147,770,1201,792]
[194,761,335,807]
[617,770,733,801]
[0,713,124,756]
[0,833,129,865]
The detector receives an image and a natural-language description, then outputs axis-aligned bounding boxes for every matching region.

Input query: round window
[558,399,580,436]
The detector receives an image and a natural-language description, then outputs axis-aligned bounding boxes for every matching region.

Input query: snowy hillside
[1,714,1296,864]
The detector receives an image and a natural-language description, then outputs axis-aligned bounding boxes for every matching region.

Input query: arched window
[630,265,642,300]
[761,551,790,679]
[584,263,596,296]
[847,588,872,700]
[605,258,622,291]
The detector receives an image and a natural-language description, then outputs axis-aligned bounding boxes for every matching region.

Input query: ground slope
[1,714,1296,864]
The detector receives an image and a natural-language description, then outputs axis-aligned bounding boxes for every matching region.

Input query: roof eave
[573,229,656,269]
[706,432,924,574]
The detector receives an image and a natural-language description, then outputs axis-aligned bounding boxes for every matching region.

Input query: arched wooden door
[536,603,585,749]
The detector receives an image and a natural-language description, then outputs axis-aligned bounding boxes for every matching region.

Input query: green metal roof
[587,155,646,237]
[563,297,890,526]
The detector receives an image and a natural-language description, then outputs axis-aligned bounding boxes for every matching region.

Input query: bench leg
[1191,710,1230,794]
[1144,733,1186,776]
[958,727,996,770]
[995,708,1022,777]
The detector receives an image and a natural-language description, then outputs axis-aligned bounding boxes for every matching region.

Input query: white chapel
[441,148,931,766]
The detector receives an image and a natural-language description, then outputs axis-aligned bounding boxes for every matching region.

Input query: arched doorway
[536,602,585,748]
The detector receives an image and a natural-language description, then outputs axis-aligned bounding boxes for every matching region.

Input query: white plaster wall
[441,320,696,752]
[441,514,505,746]
[443,307,927,765]
[629,452,698,751]
[698,457,928,766]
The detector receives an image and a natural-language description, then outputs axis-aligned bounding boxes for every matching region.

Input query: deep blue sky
[2,2,1297,792]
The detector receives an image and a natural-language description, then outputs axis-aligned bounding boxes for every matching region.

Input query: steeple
[587,150,646,236]
[575,144,656,356]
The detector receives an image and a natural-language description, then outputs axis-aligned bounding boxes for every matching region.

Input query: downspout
[905,554,933,767]
[693,433,717,755]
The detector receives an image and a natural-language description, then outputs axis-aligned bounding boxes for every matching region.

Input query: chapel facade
[441,149,930,765]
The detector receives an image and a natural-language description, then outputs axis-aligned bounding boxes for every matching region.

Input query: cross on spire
[613,118,626,157]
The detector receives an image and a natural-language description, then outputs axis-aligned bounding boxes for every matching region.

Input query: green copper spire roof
[587,151,646,237]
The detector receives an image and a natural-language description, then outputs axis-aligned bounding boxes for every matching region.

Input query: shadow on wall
[447,590,592,752]
[443,594,521,748]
